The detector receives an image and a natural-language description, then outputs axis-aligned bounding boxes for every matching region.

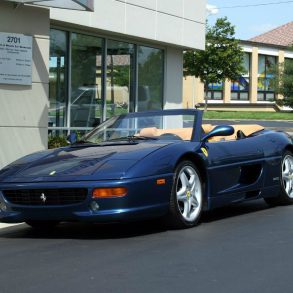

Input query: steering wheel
[159,133,183,140]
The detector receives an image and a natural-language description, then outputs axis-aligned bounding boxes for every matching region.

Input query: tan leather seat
[139,127,193,140]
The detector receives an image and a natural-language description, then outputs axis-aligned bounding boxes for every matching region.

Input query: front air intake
[3,188,88,206]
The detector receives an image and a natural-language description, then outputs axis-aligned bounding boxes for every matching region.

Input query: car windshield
[82,111,197,143]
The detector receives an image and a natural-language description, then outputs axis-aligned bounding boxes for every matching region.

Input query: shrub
[48,136,69,149]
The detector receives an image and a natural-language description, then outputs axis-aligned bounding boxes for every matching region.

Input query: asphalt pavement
[1,200,293,293]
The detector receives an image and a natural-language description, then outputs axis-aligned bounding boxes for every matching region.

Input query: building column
[277,50,285,101]
[195,78,205,104]
[223,79,231,103]
[250,47,258,103]
[164,47,183,109]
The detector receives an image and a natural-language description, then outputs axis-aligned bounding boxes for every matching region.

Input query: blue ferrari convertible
[0,109,292,229]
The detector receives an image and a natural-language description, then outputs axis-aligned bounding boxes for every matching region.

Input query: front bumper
[0,175,173,223]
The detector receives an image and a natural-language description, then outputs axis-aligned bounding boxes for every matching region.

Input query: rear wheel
[264,151,293,205]
[25,220,60,230]
[167,161,203,229]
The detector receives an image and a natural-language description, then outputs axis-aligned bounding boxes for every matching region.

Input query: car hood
[0,141,171,183]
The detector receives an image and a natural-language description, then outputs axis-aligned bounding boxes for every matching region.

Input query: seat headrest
[139,127,158,137]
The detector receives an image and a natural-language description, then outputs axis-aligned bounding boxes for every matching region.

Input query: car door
[204,136,265,200]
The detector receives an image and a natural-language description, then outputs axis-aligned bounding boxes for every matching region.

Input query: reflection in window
[137,46,164,111]
[207,82,223,100]
[49,29,166,136]
[106,40,135,119]
[257,54,276,101]
[49,29,68,128]
[231,53,250,101]
[70,33,103,128]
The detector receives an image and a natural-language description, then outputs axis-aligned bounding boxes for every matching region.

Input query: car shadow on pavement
[0,219,168,240]
[201,199,271,223]
[0,199,275,240]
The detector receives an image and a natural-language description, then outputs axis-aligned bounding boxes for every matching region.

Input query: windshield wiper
[106,135,158,142]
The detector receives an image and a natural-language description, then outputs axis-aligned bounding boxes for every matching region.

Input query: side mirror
[67,132,77,144]
[202,125,234,142]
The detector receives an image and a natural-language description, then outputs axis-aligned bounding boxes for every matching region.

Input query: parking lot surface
[1,200,293,293]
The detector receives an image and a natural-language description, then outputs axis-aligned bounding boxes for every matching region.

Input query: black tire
[264,150,293,206]
[166,160,203,229]
[25,220,60,230]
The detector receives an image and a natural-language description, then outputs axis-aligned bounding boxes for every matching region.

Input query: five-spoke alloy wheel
[265,150,293,206]
[168,161,203,228]
[281,152,293,198]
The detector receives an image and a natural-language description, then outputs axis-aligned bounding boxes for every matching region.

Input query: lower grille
[3,188,88,206]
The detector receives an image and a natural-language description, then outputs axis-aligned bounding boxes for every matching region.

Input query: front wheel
[264,150,293,206]
[167,161,203,229]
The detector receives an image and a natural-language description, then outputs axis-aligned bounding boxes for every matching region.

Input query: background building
[183,22,293,112]
[0,0,206,169]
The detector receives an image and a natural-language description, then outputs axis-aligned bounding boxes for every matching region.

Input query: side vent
[245,190,261,199]
[239,164,262,185]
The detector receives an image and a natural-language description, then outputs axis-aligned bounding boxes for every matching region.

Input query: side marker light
[156,179,166,185]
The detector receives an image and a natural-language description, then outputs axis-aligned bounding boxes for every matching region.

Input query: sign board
[0,32,32,85]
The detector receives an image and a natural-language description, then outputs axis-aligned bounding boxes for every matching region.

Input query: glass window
[106,40,135,119]
[137,46,164,111]
[49,29,68,128]
[257,54,276,101]
[70,33,103,128]
[48,30,166,137]
[208,82,223,100]
[285,58,293,67]
[231,52,250,101]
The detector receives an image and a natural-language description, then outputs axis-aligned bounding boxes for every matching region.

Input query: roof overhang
[5,0,94,11]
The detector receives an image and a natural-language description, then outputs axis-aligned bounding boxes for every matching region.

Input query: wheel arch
[285,144,293,154]
[174,152,209,210]
[175,152,207,185]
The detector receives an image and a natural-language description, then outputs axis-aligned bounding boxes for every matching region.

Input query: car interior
[139,124,265,142]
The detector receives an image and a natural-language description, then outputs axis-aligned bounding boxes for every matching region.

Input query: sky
[206,0,293,40]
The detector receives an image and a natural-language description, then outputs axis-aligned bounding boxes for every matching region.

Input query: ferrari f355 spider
[0,109,292,229]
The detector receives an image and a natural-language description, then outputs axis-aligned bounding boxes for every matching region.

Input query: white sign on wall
[0,32,33,85]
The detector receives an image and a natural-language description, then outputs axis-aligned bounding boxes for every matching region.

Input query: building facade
[183,23,293,112]
[0,0,206,169]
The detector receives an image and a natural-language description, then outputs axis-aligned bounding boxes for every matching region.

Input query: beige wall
[250,47,258,103]
[183,76,204,108]
[0,2,50,169]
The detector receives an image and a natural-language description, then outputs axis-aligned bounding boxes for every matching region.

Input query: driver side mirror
[202,125,234,142]
[67,132,77,144]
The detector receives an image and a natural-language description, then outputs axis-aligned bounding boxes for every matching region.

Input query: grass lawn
[203,111,293,121]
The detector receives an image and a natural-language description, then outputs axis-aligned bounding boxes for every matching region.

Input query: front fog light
[90,201,100,212]
[0,201,7,212]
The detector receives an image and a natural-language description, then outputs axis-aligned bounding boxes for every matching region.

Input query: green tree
[274,58,293,108]
[184,17,245,110]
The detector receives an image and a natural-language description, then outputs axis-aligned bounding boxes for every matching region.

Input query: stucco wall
[0,2,49,169]
[50,0,206,50]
